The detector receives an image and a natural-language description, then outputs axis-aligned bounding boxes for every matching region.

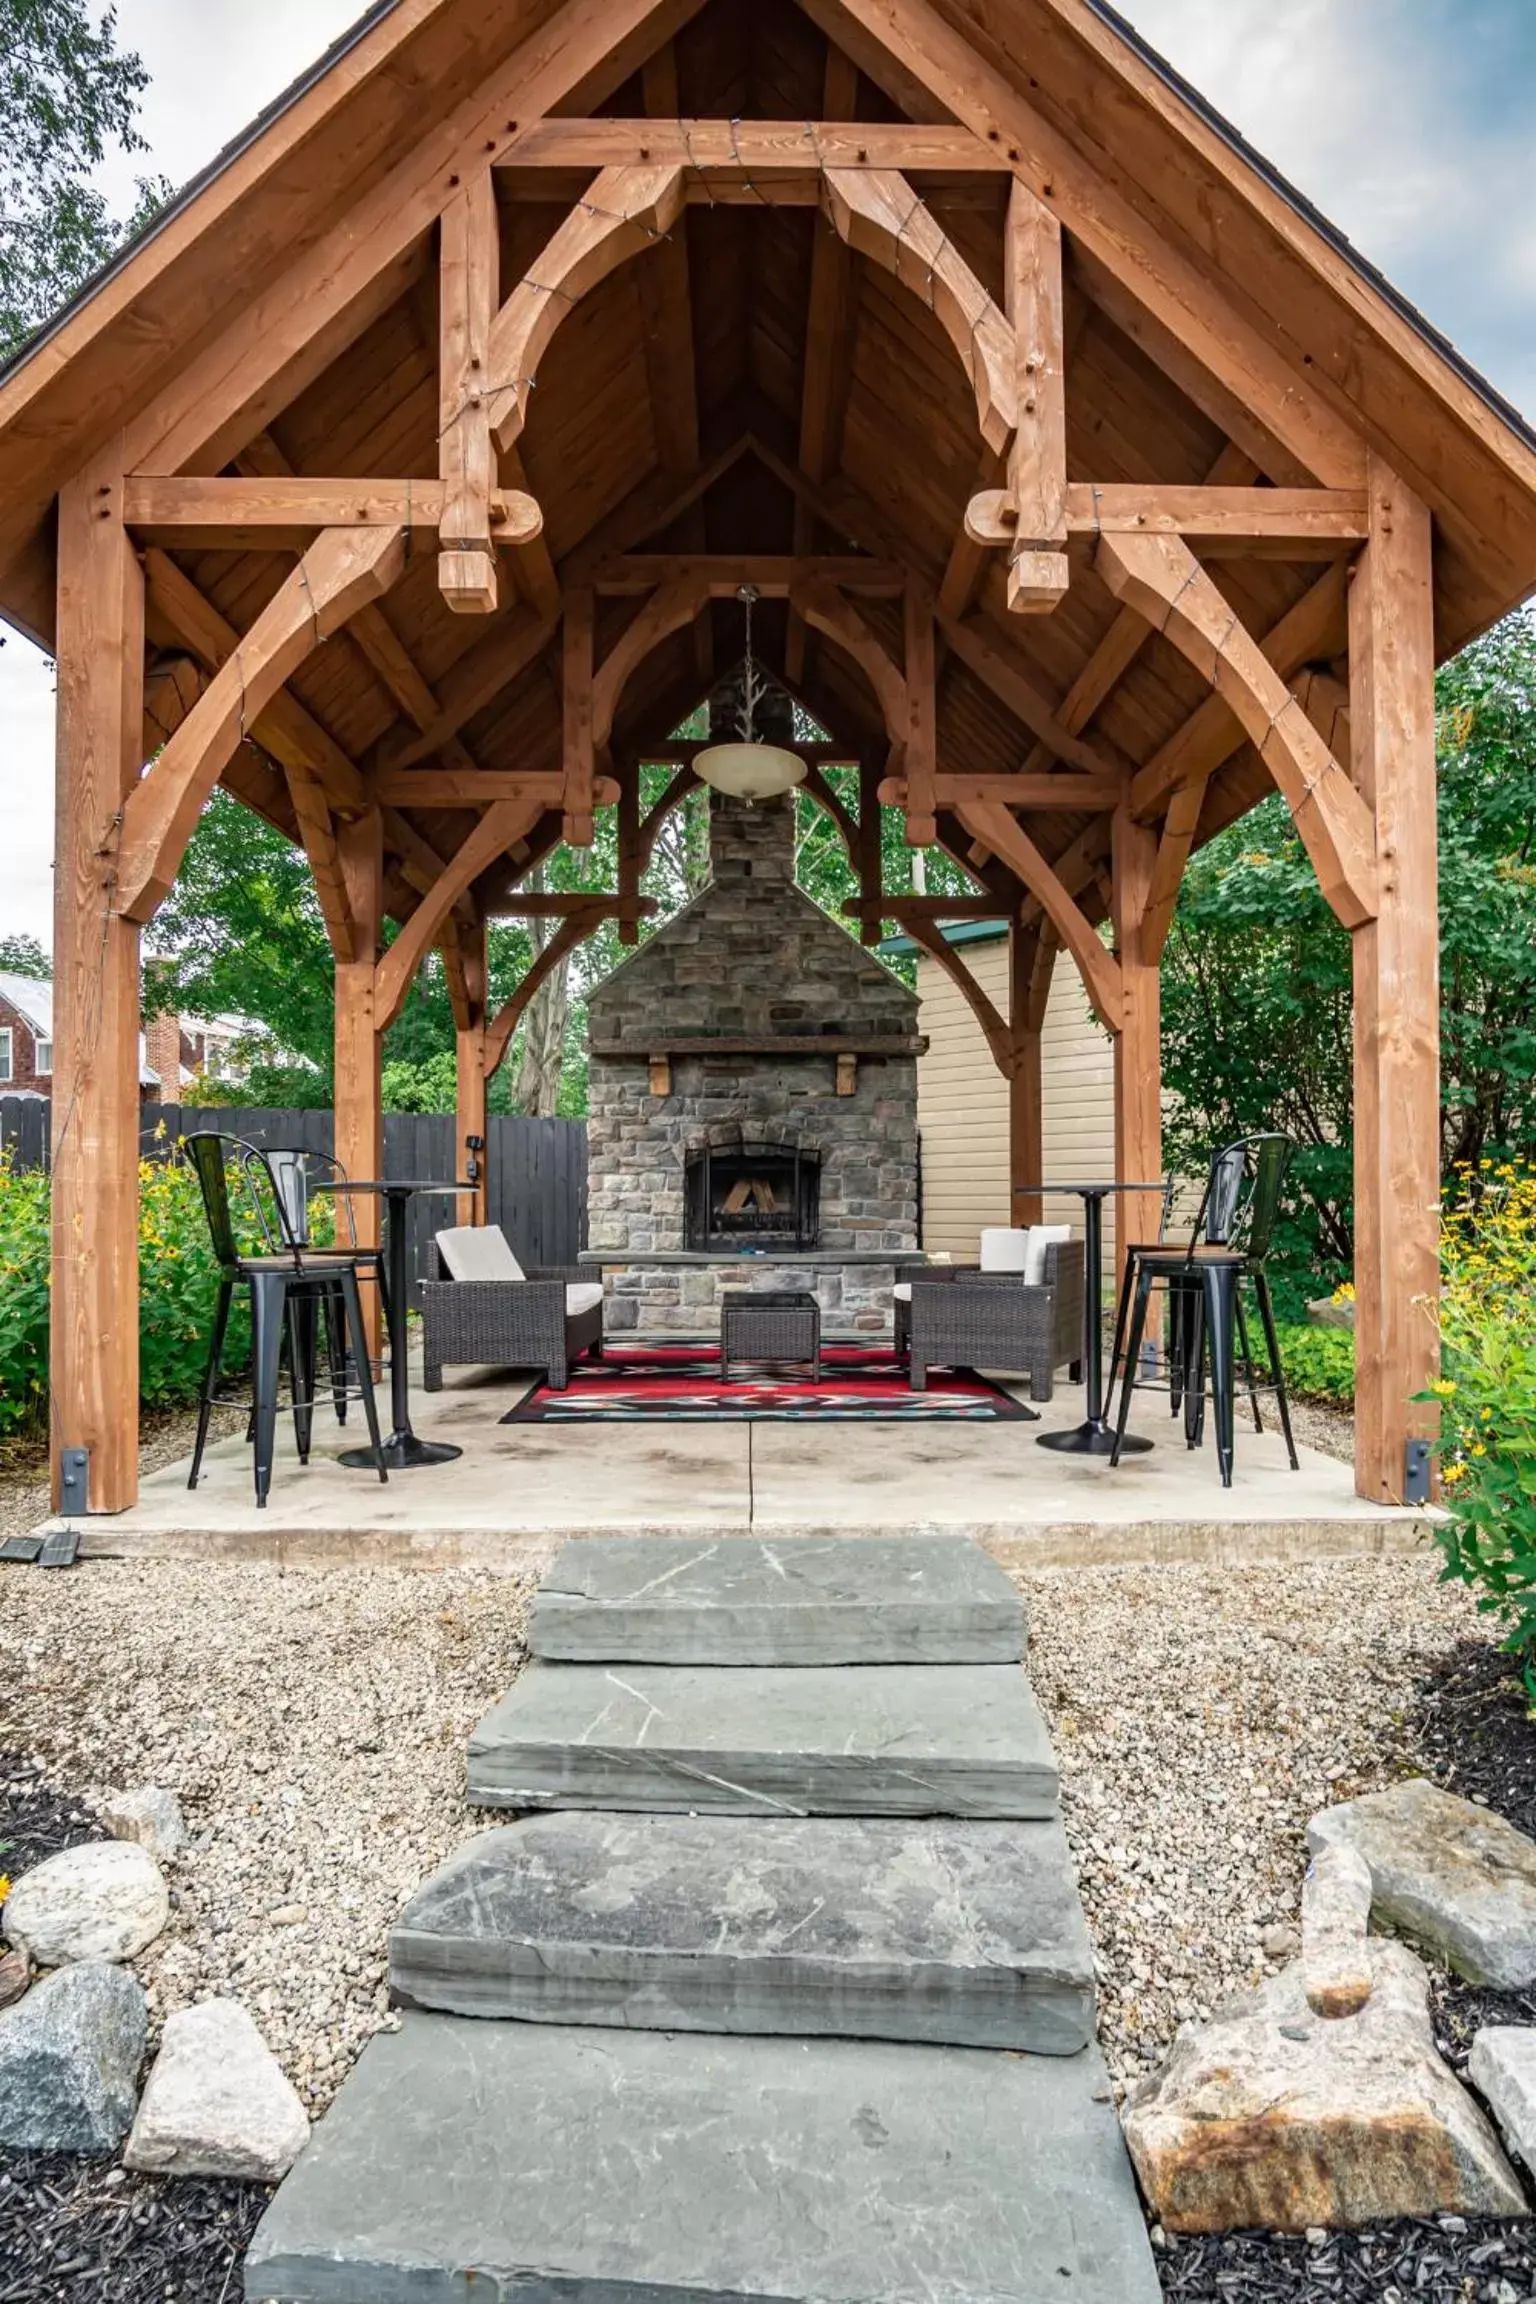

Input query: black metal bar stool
[182,1133,388,1507]
[1108,1134,1300,1487]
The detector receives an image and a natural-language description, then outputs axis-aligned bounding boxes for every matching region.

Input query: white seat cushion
[979,1227,1030,1273]
[892,1282,913,1303]
[565,1282,604,1317]
[436,1224,525,1284]
[1024,1224,1073,1285]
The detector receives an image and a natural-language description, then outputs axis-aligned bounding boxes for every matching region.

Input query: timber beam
[375,770,621,808]
[496,121,1008,169]
[117,526,407,923]
[964,483,1369,558]
[122,476,543,550]
[438,167,501,612]
[1098,533,1377,926]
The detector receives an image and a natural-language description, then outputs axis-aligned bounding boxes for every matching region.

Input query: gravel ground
[3,1557,547,2110]
[1017,1550,1479,2088]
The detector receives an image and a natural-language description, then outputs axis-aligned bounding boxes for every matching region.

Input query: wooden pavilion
[2,0,1535,1516]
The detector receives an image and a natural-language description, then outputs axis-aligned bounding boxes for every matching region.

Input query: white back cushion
[1024,1224,1073,1285]
[436,1225,525,1283]
[979,1227,1030,1273]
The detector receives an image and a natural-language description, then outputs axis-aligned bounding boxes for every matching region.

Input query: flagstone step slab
[244,2016,1161,2304]
[389,1810,1094,2051]
[529,1535,1025,1665]
[466,1661,1057,1818]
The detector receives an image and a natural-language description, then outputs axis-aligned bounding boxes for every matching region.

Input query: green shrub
[1273,1321,1355,1407]
[1428,1164,1536,1692]
[0,1146,252,1439]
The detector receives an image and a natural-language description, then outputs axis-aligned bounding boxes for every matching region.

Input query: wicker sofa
[895,1237,1085,1399]
[422,1225,604,1392]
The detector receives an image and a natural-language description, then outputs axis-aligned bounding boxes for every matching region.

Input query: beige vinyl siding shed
[896,925,1118,1265]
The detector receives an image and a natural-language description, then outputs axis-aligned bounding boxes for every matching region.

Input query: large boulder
[0,1961,147,2154]
[1123,1941,1526,2233]
[101,1786,187,1863]
[1471,2028,1536,2179]
[125,1998,309,2181]
[2,1840,169,1966]
[1308,1778,1536,1988]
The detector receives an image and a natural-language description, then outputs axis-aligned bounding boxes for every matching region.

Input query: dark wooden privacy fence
[0,1098,587,1310]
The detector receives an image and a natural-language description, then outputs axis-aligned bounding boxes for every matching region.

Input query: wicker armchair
[895,1240,1085,1399]
[422,1226,604,1393]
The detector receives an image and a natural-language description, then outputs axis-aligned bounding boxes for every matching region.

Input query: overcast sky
[2,0,1533,948]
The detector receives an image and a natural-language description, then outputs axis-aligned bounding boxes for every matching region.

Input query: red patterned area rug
[501,1342,1038,1423]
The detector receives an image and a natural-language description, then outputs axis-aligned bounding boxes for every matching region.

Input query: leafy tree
[1160,609,1536,1305]
[1,1,171,358]
[0,933,50,980]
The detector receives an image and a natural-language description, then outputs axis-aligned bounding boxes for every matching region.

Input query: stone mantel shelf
[588,1036,929,1058]
[581,1251,929,1268]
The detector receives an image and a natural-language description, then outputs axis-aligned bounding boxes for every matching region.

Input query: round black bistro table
[1029,1180,1168,1458]
[330,1180,474,1470]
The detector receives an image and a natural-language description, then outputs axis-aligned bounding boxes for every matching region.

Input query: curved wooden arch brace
[593,577,711,750]
[789,576,907,739]
[888,903,1012,1077]
[375,796,543,1031]
[486,163,687,454]
[955,800,1123,1031]
[115,524,405,925]
[820,168,1016,454]
[1095,531,1378,929]
[484,905,604,1076]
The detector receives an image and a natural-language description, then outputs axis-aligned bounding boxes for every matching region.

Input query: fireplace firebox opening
[684,1142,821,1255]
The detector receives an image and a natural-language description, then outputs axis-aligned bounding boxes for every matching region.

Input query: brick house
[0,973,162,1102]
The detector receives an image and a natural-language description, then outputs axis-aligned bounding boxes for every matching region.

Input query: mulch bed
[0,2154,270,2304]
[1155,2219,1536,2300]
[1410,1639,1536,1842]
[0,1752,108,1884]
[1,1758,271,2303]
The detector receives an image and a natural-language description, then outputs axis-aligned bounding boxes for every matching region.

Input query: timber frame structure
[3,0,1535,1515]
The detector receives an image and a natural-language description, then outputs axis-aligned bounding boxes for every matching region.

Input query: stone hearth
[584,795,921,1335]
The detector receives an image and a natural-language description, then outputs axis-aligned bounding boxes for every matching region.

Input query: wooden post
[334,808,384,1357]
[563,588,596,847]
[1008,923,1046,1226]
[903,579,936,848]
[1348,455,1440,1505]
[439,168,500,614]
[1111,804,1162,1284]
[1004,181,1069,613]
[455,920,489,1226]
[51,440,145,1513]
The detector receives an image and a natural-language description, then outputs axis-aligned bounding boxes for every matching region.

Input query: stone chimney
[143,1008,183,1095]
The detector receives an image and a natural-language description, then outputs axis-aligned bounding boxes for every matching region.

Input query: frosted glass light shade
[693,740,807,802]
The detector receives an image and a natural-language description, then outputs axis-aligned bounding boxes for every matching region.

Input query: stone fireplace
[583,794,922,1335]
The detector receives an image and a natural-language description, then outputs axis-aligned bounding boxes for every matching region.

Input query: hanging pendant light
[694,586,807,803]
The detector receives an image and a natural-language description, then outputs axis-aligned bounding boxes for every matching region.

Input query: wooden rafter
[938,613,1131,782]
[496,120,1005,169]
[788,577,907,737]
[820,167,1016,453]
[592,578,710,750]
[371,610,558,776]
[117,526,406,923]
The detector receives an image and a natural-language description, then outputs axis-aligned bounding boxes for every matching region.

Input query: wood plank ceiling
[148,0,1377,930]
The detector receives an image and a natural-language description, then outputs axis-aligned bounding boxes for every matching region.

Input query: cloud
[1120,0,1536,418]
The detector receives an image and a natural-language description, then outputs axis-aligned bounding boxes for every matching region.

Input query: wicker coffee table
[719,1289,822,1382]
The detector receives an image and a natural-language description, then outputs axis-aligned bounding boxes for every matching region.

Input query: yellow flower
[1431,1379,1458,1398]
[1471,1443,1487,1457]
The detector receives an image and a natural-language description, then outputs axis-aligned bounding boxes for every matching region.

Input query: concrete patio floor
[63,1358,1437,1571]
